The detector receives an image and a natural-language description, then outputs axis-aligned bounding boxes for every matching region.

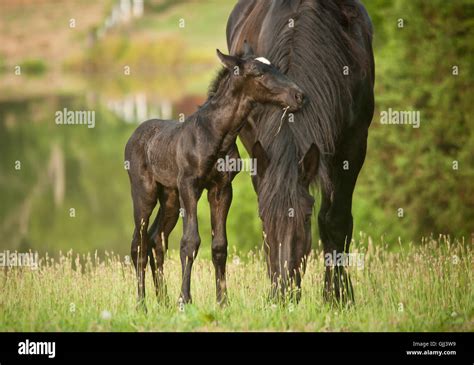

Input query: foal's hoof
[217,291,229,307]
[177,296,191,311]
[217,295,229,308]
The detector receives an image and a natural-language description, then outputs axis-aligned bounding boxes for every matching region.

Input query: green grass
[18,58,47,75]
[0,236,472,331]
[75,0,235,75]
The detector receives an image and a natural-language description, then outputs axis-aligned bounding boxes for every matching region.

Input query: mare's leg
[178,178,203,304]
[208,184,232,305]
[318,129,368,305]
[148,187,180,300]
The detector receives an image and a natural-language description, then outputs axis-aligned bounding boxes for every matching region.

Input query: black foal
[125,45,305,308]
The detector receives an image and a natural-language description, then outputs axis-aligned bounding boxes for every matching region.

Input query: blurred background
[0,0,472,257]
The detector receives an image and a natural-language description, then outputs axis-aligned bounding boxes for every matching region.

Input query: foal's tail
[148,244,157,275]
[147,216,159,277]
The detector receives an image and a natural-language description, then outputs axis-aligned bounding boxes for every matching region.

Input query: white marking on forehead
[255,57,271,65]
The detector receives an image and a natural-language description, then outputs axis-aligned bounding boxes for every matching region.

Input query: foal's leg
[208,184,232,305]
[178,179,203,304]
[148,188,180,300]
[130,178,157,311]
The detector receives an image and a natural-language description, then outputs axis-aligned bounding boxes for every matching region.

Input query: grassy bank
[0,236,472,331]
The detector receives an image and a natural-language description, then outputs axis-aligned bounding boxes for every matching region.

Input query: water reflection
[105,93,206,124]
[0,93,199,254]
[0,90,259,256]
[106,93,173,124]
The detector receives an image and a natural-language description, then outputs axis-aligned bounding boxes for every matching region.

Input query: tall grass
[0,236,472,331]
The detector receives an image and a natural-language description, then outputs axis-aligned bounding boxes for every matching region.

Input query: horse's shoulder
[226,0,270,52]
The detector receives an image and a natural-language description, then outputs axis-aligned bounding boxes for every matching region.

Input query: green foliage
[19,58,47,75]
[0,96,134,254]
[78,35,186,74]
[0,54,5,73]
[354,0,474,242]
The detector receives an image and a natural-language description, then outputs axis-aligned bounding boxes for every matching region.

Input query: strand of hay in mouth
[275,106,290,137]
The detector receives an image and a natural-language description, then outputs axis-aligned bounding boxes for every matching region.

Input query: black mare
[226,0,375,303]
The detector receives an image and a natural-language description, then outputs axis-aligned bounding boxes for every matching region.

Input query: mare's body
[226,0,375,302]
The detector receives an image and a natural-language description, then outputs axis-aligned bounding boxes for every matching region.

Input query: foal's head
[216,45,305,112]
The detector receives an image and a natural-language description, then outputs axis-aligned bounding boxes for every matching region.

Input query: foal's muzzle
[287,87,306,112]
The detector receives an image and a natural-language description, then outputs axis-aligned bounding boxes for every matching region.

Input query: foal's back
[125,119,183,188]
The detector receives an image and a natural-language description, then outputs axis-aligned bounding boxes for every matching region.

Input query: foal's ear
[242,40,255,57]
[216,49,240,70]
[299,143,319,184]
[252,141,270,179]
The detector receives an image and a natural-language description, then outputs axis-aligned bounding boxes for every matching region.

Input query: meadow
[1,236,472,332]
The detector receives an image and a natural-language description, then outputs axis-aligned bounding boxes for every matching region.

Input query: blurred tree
[354,0,474,243]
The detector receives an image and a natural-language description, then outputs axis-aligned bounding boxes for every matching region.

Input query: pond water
[0,82,262,256]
